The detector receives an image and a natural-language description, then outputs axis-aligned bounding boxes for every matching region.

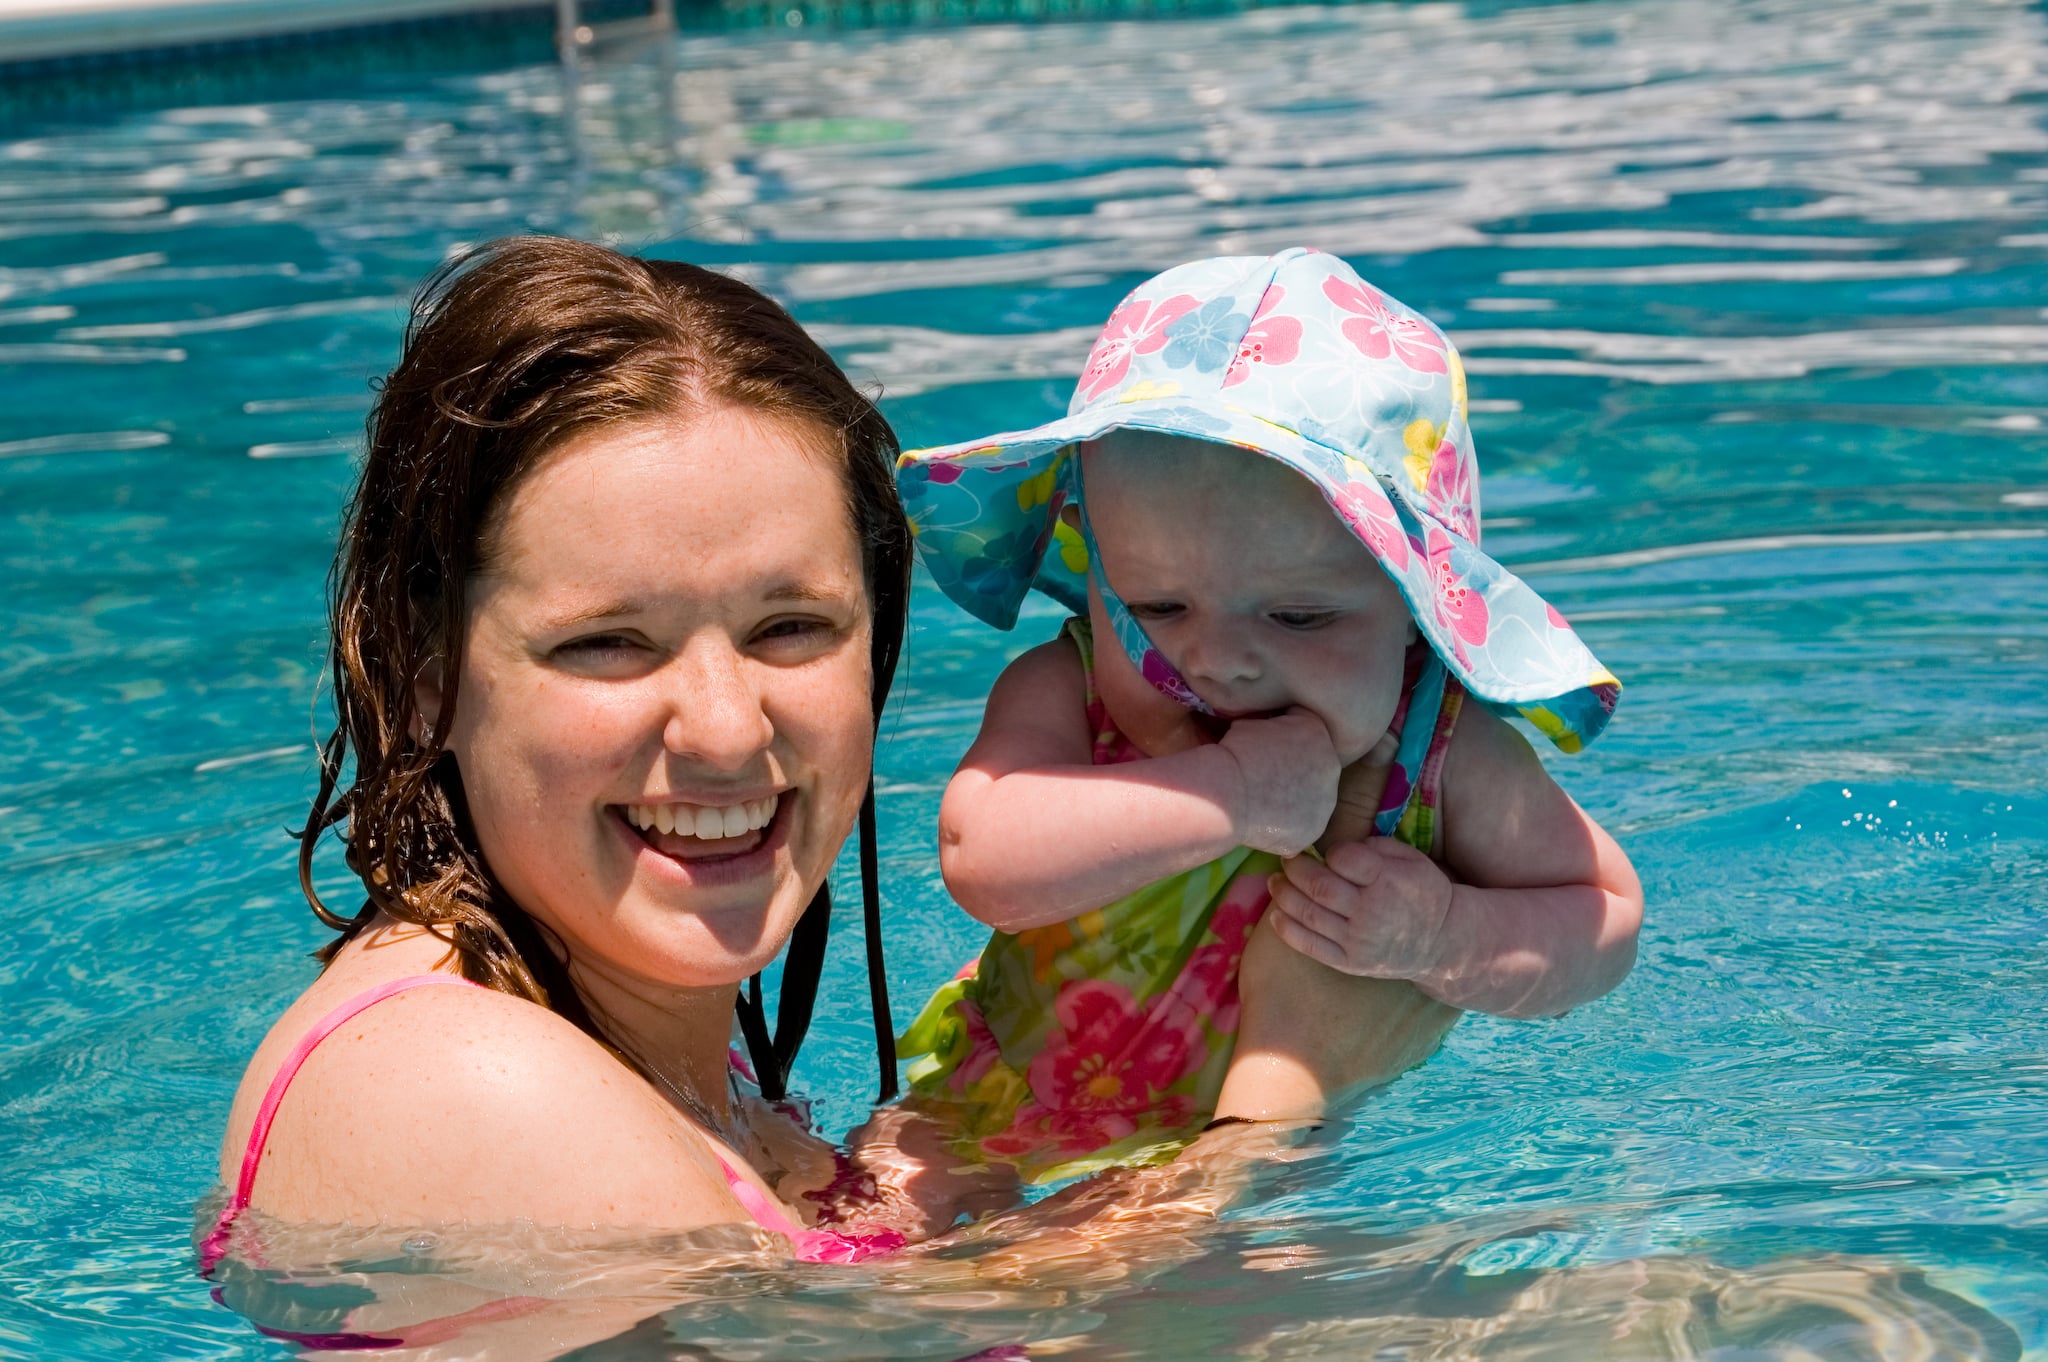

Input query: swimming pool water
[2,0,2045,1356]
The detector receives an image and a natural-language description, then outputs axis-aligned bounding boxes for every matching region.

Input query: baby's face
[1081,432,1417,765]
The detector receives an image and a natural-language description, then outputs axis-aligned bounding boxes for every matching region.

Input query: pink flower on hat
[1222,286,1303,389]
[1332,477,1411,570]
[1425,527,1490,662]
[1422,440,1477,541]
[1322,276,1449,375]
[1077,293,1200,402]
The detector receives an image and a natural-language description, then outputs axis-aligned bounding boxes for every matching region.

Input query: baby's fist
[1219,710,1341,856]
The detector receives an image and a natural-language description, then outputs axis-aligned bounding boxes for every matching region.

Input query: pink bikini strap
[716,1154,808,1239]
[714,1154,903,1264]
[229,974,477,1214]
[205,972,900,1274]
[201,974,476,1277]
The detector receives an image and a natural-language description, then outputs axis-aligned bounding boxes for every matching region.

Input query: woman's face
[435,407,874,990]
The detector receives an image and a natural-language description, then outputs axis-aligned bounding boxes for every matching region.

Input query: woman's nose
[661,640,773,771]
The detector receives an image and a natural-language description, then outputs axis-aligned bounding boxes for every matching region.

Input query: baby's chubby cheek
[1318,694,1404,767]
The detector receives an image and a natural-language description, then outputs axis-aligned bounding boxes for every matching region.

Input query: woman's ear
[412,658,446,747]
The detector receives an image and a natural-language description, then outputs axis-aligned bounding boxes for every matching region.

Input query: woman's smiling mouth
[616,794,786,864]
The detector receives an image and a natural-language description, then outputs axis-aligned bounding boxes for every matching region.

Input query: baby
[894,249,1643,1182]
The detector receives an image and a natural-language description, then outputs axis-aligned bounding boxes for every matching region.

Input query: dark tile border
[0,1,663,126]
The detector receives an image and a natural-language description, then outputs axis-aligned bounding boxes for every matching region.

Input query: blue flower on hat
[1160,298,1249,373]
[896,456,964,508]
[1138,404,1232,435]
[958,524,1044,604]
[1293,416,1342,450]
[898,459,934,503]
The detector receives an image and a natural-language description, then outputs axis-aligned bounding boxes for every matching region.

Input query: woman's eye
[755,616,832,645]
[554,633,642,659]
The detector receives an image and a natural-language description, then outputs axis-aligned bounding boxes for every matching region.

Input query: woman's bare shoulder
[226,970,737,1230]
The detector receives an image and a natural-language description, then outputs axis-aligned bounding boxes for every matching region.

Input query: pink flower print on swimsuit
[1025,980,1206,1117]
[1168,878,1266,1036]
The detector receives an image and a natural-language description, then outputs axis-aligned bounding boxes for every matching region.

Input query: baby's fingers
[1268,874,1355,947]
[1265,896,1350,972]
[1282,849,1374,909]
[1325,836,1425,885]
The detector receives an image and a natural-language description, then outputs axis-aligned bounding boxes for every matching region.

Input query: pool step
[0,0,666,122]
[0,0,1277,124]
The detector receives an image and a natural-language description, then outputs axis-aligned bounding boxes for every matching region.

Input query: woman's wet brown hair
[302,235,910,1096]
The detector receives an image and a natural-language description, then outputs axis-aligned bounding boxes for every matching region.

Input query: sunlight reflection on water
[1,0,2044,1356]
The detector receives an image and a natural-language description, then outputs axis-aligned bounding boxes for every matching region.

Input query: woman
[207,236,917,1284]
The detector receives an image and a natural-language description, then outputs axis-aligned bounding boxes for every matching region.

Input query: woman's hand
[928,1119,1324,1286]
[1270,730,1456,984]
[834,1102,1025,1240]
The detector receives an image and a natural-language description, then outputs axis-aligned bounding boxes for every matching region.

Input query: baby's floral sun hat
[897,248,1621,751]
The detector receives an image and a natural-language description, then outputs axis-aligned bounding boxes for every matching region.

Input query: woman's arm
[918,1118,1324,1285]
[1265,705,1643,1018]
[224,978,754,1232]
[939,638,1340,933]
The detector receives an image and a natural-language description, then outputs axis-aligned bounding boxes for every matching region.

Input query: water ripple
[2,0,2046,1357]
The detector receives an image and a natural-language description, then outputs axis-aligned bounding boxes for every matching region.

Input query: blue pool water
[3,0,2046,1356]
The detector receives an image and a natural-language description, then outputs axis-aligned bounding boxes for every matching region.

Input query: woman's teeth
[624,796,778,841]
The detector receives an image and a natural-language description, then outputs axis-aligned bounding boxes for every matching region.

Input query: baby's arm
[1266,705,1642,1018]
[940,637,1340,934]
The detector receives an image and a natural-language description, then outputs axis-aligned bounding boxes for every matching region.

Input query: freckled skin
[445,413,875,990]
[220,408,887,1253]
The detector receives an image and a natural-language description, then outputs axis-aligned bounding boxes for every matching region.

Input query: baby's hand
[1267,838,1455,982]
[1218,710,1341,856]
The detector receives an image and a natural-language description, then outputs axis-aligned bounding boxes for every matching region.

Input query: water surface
[1,0,2045,1356]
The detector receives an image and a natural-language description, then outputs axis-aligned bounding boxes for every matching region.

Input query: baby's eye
[1126,601,1185,622]
[1270,609,1340,630]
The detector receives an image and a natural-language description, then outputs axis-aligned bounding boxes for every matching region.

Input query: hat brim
[899,398,1620,751]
